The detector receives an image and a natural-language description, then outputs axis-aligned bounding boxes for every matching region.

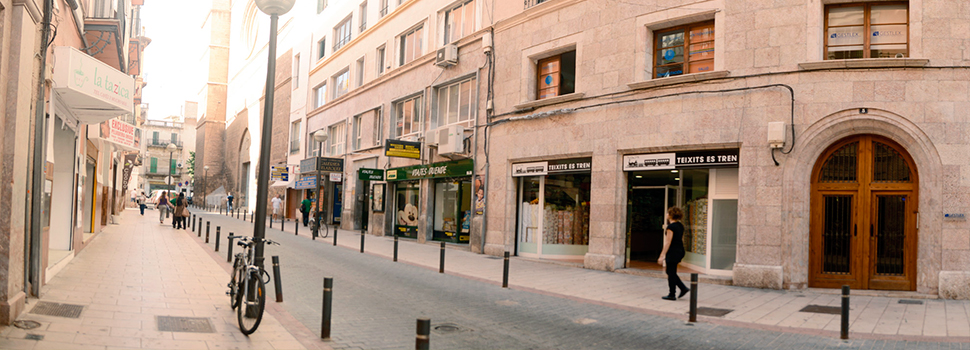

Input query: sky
[139,1,211,120]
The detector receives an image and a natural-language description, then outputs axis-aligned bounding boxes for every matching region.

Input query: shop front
[298,156,344,226]
[623,149,739,275]
[386,159,474,242]
[513,157,592,262]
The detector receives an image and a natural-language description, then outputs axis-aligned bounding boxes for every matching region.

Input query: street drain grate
[898,299,924,305]
[800,305,841,315]
[156,316,215,333]
[12,320,42,329]
[30,301,84,318]
[432,323,467,334]
[25,334,44,341]
[695,307,733,317]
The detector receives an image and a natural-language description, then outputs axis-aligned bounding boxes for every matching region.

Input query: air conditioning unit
[435,44,458,67]
[425,128,439,145]
[437,124,464,155]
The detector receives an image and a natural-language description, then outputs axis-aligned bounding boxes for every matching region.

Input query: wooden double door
[810,135,917,291]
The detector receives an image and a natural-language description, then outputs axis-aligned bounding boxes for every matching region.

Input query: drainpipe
[27,0,55,297]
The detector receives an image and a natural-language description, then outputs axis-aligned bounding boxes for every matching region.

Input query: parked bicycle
[226,235,279,335]
[310,212,329,238]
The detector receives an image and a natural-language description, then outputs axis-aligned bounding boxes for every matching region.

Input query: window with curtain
[333,69,350,99]
[444,0,475,44]
[436,77,476,127]
[394,95,423,137]
[314,83,327,108]
[399,25,424,66]
[334,17,353,51]
[374,109,384,146]
[290,120,301,154]
[536,51,575,100]
[328,123,346,156]
[654,21,714,78]
[825,3,908,59]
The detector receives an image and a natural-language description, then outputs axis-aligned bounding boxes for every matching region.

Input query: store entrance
[626,186,677,267]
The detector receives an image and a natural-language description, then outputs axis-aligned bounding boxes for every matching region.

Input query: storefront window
[680,169,709,268]
[513,157,592,260]
[433,179,471,243]
[394,181,420,238]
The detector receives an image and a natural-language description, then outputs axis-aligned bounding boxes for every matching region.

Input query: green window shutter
[153,131,158,144]
[150,157,157,173]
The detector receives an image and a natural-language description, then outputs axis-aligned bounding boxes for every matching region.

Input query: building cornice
[12,0,43,23]
[493,0,583,34]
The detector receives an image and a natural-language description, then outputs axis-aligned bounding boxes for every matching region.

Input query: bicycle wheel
[236,269,266,335]
[228,256,244,310]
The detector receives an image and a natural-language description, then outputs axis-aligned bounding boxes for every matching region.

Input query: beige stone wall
[485,0,970,297]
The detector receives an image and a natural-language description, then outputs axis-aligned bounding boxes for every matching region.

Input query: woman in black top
[658,206,689,300]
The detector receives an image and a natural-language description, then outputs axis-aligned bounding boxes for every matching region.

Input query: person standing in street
[271,195,283,222]
[137,191,147,215]
[227,192,234,212]
[174,193,187,229]
[658,206,690,301]
[157,192,173,224]
[300,193,312,227]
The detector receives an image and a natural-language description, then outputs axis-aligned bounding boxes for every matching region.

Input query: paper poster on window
[474,175,485,215]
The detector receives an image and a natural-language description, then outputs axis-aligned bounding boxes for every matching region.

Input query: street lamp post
[203,165,210,207]
[167,143,178,217]
[253,0,296,270]
[312,130,328,238]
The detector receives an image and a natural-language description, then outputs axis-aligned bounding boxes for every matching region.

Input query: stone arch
[781,108,943,294]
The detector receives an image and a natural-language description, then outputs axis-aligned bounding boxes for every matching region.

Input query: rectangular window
[359,2,368,32]
[333,69,350,99]
[150,157,157,173]
[352,115,362,150]
[436,77,476,127]
[314,83,327,108]
[290,120,301,154]
[399,25,424,66]
[536,51,575,100]
[825,3,908,60]
[152,131,159,144]
[377,46,386,75]
[525,0,547,9]
[317,0,328,13]
[334,17,353,51]
[328,122,346,156]
[356,57,366,87]
[309,132,322,157]
[171,132,178,144]
[374,108,384,146]
[654,21,714,78]
[379,0,388,18]
[317,38,327,60]
[394,95,423,137]
[293,54,300,88]
[444,0,475,44]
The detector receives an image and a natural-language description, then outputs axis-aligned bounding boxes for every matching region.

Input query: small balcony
[147,140,182,149]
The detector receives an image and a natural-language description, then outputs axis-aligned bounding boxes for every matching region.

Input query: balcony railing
[144,120,183,128]
[145,169,182,176]
[147,140,183,148]
[360,22,367,32]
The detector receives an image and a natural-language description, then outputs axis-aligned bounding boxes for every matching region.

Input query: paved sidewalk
[199,208,970,343]
[0,208,316,350]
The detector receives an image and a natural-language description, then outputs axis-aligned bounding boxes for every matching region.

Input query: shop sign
[386,159,473,181]
[271,165,289,181]
[623,149,739,171]
[384,139,422,159]
[299,156,344,173]
[358,168,384,181]
[294,176,317,190]
[511,157,592,177]
[330,173,342,182]
[52,47,134,124]
[89,119,140,151]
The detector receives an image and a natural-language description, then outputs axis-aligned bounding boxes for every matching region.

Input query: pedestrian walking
[271,195,282,222]
[658,206,690,301]
[174,193,188,229]
[300,193,312,227]
[157,192,173,224]
[227,192,234,212]
[137,191,147,215]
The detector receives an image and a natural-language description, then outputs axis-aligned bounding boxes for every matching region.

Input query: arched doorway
[810,135,918,291]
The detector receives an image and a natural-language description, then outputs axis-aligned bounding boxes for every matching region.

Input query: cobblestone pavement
[190,211,968,350]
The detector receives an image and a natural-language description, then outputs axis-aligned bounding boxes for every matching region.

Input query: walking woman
[174,193,188,229]
[157,191,173,224]
[658,206,690,301]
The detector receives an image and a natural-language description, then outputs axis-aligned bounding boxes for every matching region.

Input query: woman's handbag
[180,206,191,217]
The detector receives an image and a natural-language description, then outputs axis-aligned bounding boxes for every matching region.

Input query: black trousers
[174,216,185,229]
[665,254,688,296]
[302,211,310,226]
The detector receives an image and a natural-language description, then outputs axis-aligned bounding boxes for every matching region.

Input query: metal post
[272,256,283,302]
[503,251,510,288]
[244,210,247,222]
[689,273,698,323]
[360,231,365,253]
[333,228,337,246]
[393,235,398,262]
[215,227,221,252]
[321,277,333,339]
[841,285,850,340]
[295,218,299,236]
[416,318,430,350]
[205,221,210,240]
[227,233,234,263]
[439,242,445,274]
[191,214,196,231]
[198,217,202,237]
[269,214,273,229]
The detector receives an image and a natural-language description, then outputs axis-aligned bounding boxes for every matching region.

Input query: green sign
[358,168,384,181]
[386,159,473,181]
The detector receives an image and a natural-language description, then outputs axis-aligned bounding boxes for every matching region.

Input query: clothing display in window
[684,198,708,255]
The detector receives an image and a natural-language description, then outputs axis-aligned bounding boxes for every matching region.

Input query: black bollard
[841,285,850,340]
[689,273,698,323]
[198,217,202,237]
[192,214,196,231]
[333,228,337,246]
[360,231,365,253]
[227,233,234,263]
[321,277,333,339]
[503,251,510,288]
[439,242,446,274]
[215,227,221,252]
[244,210,247,222]
[269,215,273,229]
[205,221,210,240]
[393,235,399,262]
[272,256,283,303]
[295,218,299,236]
[416,318,430,350]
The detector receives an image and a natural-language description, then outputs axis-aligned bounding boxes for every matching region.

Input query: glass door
[516,177,541,256]
[868,192,914,290]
